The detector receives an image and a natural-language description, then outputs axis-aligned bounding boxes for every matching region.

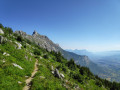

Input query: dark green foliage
[13,33,19,37]
[56,64,62,70]
[16,36,23,42]
[55,52,63,62]
[77,65,81,69]
[34,49,41,55]
[43,54,49,59]
[79,67,93,77]
[26,39,32,44]
[94,75,120,89]
[67,59,76,70]
[72,73,83,83]
[3,27,13,36]
[21,42,26,48]
[0,23,4,28]
[95,80,102,87]
[110,82,120,90]
[62,66,67,73]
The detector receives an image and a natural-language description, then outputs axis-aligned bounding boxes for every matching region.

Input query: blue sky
[0,0,120,52]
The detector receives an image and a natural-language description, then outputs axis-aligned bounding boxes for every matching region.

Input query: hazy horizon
[1,0,120,52]
[65,48,120,52]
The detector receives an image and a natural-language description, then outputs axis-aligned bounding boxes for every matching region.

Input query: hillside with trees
[0,24,120,90]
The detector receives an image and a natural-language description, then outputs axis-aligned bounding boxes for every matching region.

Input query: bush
[4,27,13,36]
[0,23,4,28]
[95,80,102,87]
[16,36,23,42]
[67,59,76,70]
[26,39,32,44]
[21,42,26,48]
[34,49,41,55]
[79,67,93,77]
[43,54,49,59]
[62,67,67,73]
[72,73,83,83]
[56,64,62,70]
[55,52,63,62]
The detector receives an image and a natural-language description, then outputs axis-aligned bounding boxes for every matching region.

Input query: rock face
[54,69,61,78]
[14,30,106,75]
[0,36,3,44]
[52,68,65,79]
[15,30,60,52]
[15,42,22,49]
[3,52,10,56]
[60,73,65,78]
[12,63,23,70]
[0,36,7,44]
[0,28,4,34]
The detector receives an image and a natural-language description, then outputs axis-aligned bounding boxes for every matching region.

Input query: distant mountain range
[66,49,120,82]
[66,49,94,57]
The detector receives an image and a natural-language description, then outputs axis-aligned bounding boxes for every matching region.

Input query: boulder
[40,76,45,79]
[51,71,54,74]
[40,56,42,59]
[15,42,22,49]
[12,63,23,70]
[54,69,61,78]
[0,36,3,44]
[60,73,65,78]
[3,52,10,56]
[0,28,4,34]
[25,76,29,78]
[18,81,22,84]
[52,68,65,79]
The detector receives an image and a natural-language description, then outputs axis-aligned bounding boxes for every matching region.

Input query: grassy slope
[31,51,106,90]
[0,34,106,90]
[0,36,36,90]
[0,24,120,90]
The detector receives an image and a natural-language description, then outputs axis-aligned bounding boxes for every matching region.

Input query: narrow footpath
[23,59,38,90]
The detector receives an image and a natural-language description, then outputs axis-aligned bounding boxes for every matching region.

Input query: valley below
[67,49,120,82]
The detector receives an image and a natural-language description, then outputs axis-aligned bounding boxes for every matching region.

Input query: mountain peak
[32,30,38,35]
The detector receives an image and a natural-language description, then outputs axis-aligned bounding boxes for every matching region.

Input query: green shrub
[4,27,13,36]
[16,36,23,42]
[62,66,67,73]
[95,80,102,87]
[0,23,4,28]
[79,67,93,77]
[34,49,41,55]
[67,59,76,70]
[43,54,49,59]
[26,39,32,44]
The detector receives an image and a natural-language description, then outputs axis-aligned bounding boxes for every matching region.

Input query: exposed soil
[23,60,38,90]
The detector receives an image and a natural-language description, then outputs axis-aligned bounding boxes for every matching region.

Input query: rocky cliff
[15,30,61,52]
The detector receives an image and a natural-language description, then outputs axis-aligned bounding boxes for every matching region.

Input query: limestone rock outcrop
[0,28,4,34]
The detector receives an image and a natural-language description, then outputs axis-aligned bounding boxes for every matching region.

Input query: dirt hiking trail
[23,59,38,90]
